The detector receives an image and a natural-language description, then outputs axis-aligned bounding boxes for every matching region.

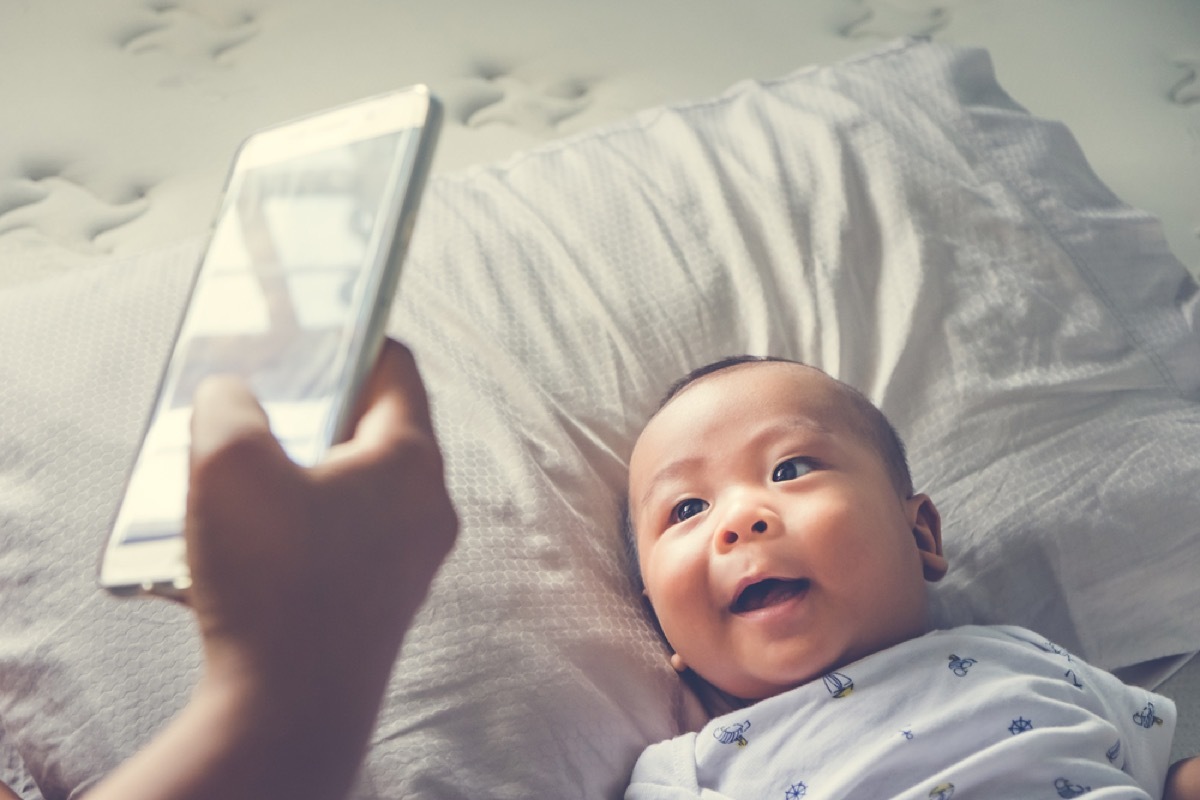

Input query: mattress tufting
[1,0,1198,285]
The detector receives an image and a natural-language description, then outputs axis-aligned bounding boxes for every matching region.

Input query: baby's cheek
[803,502,865,553]
[653,558,709,626]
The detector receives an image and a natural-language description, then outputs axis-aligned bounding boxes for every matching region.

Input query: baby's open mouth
[731,578,810,614]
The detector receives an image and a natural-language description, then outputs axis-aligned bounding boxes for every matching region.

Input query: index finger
[338,338,436,456]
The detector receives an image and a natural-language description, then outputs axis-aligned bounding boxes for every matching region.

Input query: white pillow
[2,38,1199,799]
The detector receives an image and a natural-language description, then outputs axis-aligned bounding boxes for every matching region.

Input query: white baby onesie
[627,625,1176,800]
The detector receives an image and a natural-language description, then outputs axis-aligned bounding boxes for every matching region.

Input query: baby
[625,356,1199,800]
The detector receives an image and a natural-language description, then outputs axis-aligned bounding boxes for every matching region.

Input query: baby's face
[628,362,945,701]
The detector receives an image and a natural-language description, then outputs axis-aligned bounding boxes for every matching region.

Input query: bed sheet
[0,0,1198,285]
[1,2,1199,795]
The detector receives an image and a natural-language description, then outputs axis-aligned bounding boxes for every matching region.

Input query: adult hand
[185,338,456,704]
[89,339,456,800]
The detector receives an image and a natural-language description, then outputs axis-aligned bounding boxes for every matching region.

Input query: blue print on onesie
[947,654,976,677]
[713,720,751,747]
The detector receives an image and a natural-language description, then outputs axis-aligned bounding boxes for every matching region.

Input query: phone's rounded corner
[97,579,142,599]
[97,574,191,602]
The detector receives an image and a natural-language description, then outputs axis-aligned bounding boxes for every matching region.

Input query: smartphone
[99,86,441,598]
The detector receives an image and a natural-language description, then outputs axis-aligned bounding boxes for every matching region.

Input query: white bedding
[0,1,1198,283]
[2,4,1200,800]
[2,37,1199,799]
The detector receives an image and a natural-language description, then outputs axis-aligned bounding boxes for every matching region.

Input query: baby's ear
[907,493,948,582]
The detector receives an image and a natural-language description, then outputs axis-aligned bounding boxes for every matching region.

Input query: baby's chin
[700,665,831,707]
[710,639,895,703]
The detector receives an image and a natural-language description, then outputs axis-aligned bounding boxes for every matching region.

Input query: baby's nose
[721,517,769,546]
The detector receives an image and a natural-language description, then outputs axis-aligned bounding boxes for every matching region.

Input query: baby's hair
[656,355,914,498]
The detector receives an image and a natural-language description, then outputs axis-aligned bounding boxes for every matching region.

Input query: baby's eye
[670,498,709,524]
[772,457,814,482]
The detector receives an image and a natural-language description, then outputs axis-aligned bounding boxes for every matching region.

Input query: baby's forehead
[634,363,855,464]
[661,360,849,423]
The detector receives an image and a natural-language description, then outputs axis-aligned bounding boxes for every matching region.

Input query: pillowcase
[2,37,1199,799]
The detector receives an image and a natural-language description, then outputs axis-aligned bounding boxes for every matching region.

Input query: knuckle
[434,503,460,553]
[384,428,445,477]
[382,433,458,550]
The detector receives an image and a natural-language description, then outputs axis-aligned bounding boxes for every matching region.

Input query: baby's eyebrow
[747,417,834,449]
[637,455,705,512]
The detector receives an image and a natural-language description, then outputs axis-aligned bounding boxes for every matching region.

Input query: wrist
[188,663,381,800]
[84,670,367,800]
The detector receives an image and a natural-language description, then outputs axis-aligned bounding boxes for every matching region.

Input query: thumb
[183,375,293,609]
[189,375,274,467]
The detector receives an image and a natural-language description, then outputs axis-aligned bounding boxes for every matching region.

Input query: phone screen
[112,127,417,548]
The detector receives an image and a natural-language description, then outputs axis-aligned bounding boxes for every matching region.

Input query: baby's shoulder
[925,623,1075,658]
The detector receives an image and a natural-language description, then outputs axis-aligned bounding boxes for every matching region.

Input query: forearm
[1165,756,1200,800]
[85,668,386,800]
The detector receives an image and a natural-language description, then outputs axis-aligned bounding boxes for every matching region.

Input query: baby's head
[627,356,947,702]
